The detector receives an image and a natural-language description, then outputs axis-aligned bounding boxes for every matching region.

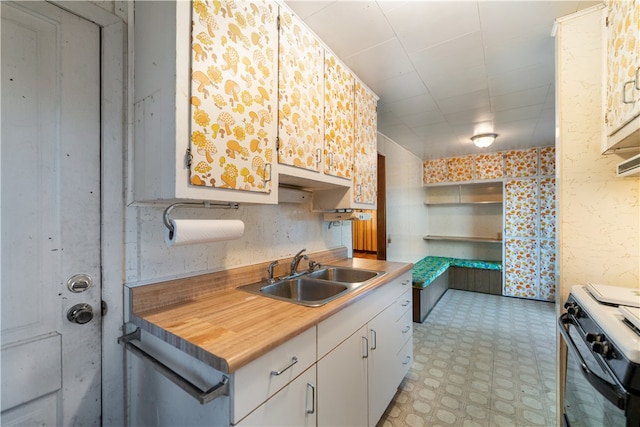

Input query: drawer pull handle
[306,383,315,414]
[370,329,377,350]
[362,336,369,359]
[402,355,411,365]
[270,356,298,376]
[402,280,410,286]
[402,325,411,334]
[401,300,410,307]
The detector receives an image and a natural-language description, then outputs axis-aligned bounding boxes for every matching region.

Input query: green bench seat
[412,256,503,322]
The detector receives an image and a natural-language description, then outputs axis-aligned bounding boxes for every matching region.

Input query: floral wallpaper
[353,80,377,204]
[423,159,448,184]
[504,238,538,298]
[189,0,277,193]
[447,156,473,182]
[539,177,556,238]
[539,146,556,176]
[505,178,538,238]
[277,10,323,172]
[324,51,354,179]
[605,0,640,135]
[474,152,504,180]
[539,239,556,301]
[505,148,538,178]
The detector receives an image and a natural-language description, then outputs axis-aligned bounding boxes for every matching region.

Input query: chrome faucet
[290,249,308,276]
[267,260,279,284]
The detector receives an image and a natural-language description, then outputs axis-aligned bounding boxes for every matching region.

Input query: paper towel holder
[163,202,240,240]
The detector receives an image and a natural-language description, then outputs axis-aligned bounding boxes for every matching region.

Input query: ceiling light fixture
[471,133,498,148]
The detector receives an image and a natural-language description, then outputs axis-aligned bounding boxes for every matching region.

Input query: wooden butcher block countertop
[129,247,412,374]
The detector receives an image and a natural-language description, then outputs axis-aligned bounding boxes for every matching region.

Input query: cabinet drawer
[393,287,412,321]
[231,326,316,424]
[318,276,405,358]
[235,365,316,426]
[398,305,413,349]
[396,335,413,381]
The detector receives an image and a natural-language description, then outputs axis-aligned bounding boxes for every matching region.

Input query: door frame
[48,2,126,425]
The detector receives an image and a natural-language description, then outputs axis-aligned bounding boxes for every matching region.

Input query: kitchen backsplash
[125,202,348,284]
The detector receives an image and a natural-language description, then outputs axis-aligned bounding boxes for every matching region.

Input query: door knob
[67,303,94,324]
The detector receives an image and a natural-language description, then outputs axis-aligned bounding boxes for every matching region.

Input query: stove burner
[623,318,640,337]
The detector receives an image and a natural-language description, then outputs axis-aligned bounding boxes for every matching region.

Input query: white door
[1,1,102,425]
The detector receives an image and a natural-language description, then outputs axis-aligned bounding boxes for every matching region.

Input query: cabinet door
[324,51,354,179]
[317,325,368,427]
[504,148,538,178]
[189,0,277,194]
[504,178,538,238]
[605,0,640,137]
[504,237,538,298]
[368,305,402,426]
[277,10,324,172]
[353,80,377,205]
[236,365,316,427]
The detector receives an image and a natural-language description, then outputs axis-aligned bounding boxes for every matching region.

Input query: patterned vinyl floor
[378,289,557,427]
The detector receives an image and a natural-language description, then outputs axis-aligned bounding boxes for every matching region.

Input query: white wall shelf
[423,235,502,243]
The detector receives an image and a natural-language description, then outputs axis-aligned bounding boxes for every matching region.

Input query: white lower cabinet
[128,273,412,426]
[317,325,369,427]
[236,365,317,427]
[317,271,413,426]
[231,326,316,424]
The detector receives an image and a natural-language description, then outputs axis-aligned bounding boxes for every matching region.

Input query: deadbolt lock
[67,273,93,293]
[67,303,94,324]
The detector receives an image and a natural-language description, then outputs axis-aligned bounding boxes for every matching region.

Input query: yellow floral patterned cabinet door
[605,0,640,139]
[189,0,277,193]
[324,51,354,179]
[278,10,324,172]
[353,80,377,205]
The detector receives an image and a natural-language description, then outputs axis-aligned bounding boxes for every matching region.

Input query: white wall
[556,7,640,307]
[378,133,427,264]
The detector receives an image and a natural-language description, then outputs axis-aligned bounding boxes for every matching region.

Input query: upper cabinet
[133,0,278,204]
[277,10,324,173]
[133,1,377,207]
[603,0,640,153]
[324,51,355,180]
[353,81,378,206]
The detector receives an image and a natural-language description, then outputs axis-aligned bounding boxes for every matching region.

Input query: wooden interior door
[1,2,102,425]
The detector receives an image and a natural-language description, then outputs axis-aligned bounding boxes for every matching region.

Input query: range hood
[323,211,373,221]
[617,153,640,177]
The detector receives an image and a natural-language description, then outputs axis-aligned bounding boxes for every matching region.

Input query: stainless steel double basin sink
[238,266,386,307]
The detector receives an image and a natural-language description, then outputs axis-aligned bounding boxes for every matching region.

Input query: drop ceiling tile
[494,104,545,125]
[344,38,415,86]
[385,1,481,53]
[296,1,395,58]
[409,31,485,81]
[488,64,554,97]
[444,106,494,126]
[479,1,580,48]
[491,85,550,112]
[373,72,429,104]
[385,93,439,116]
[400,110,447,128]
[485,36,554,77]
[436,89,491,115]
[419,65,488,100]
[284,1,335,20]
[377,109,403,127]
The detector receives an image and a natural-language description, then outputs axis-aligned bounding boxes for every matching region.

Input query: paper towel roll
[165,219,245,246]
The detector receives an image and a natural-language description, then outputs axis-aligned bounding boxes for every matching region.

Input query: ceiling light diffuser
[471,133,498,148]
